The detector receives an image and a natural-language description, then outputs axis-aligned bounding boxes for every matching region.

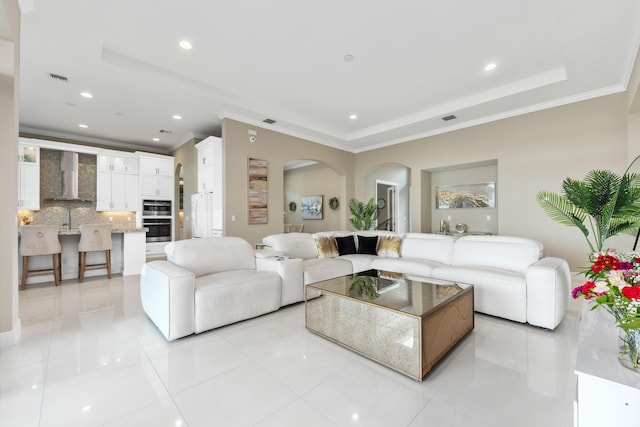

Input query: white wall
[0,0,20,345]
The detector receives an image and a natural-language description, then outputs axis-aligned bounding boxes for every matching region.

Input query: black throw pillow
[335,235,357,255]
[357,235,378,255]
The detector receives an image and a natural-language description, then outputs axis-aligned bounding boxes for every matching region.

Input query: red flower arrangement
[573,250,640,329]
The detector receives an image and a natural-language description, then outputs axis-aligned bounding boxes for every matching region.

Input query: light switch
[231,215,236,222]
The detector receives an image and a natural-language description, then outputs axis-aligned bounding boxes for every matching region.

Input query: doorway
[376,180,399,232]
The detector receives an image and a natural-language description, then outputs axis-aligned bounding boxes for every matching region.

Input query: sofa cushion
[431,265,527,323]
[451,235,541,273]
[194,270,281,332]
[335,235,357,255]
[377,235,402,257]
[357,235,378,255]
[400,233,455,264]
[166,236,255,278]
[262,233,318,259]
[303,258,353,284]
[315,236,339,258]
[372,257,447,277]
[339,254,377,273]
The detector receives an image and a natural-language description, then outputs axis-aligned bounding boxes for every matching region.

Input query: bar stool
[78,224,113,283]
[19,225,62,290]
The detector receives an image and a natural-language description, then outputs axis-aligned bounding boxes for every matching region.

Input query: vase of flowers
[572,250,640,371]
[619,327,640,371]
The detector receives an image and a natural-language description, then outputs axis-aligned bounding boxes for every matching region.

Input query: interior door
[376,180,399,232]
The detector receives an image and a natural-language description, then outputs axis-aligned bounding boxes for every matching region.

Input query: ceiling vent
[49,73,69,83]
[263,118,277,124]
[159,129,172,134]
[441,114,457,121]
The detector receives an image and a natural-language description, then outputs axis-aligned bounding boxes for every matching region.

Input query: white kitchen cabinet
[139,156,173,177]
[96,151,138,211]
[97,172,138,211]
[139,174,173,198]
[97,153,138,174]
[18,143,40,210]
[138,154,174,199]
[195,136,222,194]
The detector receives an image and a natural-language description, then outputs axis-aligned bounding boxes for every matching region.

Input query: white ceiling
[17,0,640,153]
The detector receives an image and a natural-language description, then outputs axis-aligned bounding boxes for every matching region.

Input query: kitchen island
[19,227,147,286]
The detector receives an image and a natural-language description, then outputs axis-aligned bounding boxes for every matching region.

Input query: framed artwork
[248,158,268,224]
[435,182,495,209]
[301,195,323,220]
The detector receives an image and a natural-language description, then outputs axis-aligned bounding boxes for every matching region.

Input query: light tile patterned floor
[1,275,582,427]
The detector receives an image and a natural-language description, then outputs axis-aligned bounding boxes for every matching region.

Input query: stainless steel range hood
[49,151,92,202]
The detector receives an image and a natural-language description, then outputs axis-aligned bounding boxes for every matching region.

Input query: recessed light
[172,115,182,120]
[484,63,497,71]
[78,124,88,128]
[152,138,160,142]
[178,40,192,50]
[80,92,93,98]
[350,114,357,120]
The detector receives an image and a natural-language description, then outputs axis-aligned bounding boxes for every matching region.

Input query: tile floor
[1,275,583,427]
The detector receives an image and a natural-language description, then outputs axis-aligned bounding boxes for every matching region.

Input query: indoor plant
[536,169,640,252]
[348,197,390,231]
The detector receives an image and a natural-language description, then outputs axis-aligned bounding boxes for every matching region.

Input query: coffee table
[305,272,474,381]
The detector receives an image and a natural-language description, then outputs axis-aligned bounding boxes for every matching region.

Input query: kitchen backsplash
[40,149,96,203]
[19,149,137,228]
[19,207,136,229]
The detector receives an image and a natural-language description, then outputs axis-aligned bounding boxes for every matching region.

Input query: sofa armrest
[525,257,571,329]
[256,256,304,306]
[140,260,196,341]
[255,248,285,258]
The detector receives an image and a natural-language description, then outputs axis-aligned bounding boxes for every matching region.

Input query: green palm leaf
[537,169,640,252]
[536,191,589,231]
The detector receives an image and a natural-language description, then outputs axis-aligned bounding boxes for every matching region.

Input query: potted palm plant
[348,197,390,231]
[536,169,640,252]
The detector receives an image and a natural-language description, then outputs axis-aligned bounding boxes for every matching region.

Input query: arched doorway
[283,160,346,233]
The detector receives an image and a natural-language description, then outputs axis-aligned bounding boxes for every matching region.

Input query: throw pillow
[335,235,357,255]
[357,235,379,255]
[377,235,402,257]
[315,236,339,258]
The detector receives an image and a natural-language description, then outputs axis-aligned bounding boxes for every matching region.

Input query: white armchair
[140,236,282,340]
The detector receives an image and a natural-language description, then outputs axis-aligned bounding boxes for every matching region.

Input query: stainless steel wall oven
[143,218,172,243]
[142,199,172,216]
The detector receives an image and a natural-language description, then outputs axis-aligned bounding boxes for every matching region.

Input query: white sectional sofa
[260,231,570,330]
[140,236,282,341]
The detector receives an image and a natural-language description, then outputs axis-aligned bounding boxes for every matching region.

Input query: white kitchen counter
[18,227,147,285]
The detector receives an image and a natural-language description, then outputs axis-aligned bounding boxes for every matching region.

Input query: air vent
[263,118,277,124]
[441,114,457,121]
[159,129,172,134]
[49,73,69,83]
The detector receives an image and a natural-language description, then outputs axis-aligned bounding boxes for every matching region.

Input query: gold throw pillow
[377,236,402,257]
[315,236,339,258]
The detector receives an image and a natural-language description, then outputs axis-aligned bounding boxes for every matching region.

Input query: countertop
[59,227,148,235]
[18,226,148,235]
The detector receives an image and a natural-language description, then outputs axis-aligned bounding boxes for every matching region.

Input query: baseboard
[0,318,21,348]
